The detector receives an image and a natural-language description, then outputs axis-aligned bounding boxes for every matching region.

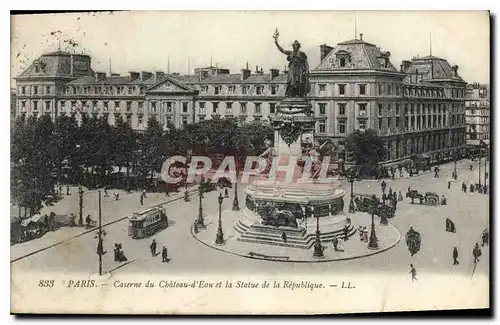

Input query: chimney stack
[452,65,459,77]
[241,68,251,81]
[70,55,74,76]
[401,60,412,72]
[360,33,363,41]
[320,44,334,61]
[140,71,153,81]
[95,72,106,83]
[155,71,165,81]
[269,69,279,79]
[129,72,140,81]
[199,70,208,81]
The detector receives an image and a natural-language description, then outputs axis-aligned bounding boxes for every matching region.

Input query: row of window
[19,85,52,96]
[202,85,281,95]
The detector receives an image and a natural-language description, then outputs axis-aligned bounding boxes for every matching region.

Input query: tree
[136,117,164,187]
[11,115,57,216]
[345,129,388,177]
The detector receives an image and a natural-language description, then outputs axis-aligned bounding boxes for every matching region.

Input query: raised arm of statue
[274,40,290,55]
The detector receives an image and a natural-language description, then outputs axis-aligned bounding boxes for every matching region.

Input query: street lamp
[478,154,482,187]
[381,180,387,204]
[78,186,84,226]
[367,194,379,250]
[232,171,240,211]
[453,149,458,180]
[312,206,324,258]
[215,192,225,245]
[196,184,206,229]
[346,168,357,213]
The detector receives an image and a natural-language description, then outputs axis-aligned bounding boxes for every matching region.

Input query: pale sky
[10,11,490,85]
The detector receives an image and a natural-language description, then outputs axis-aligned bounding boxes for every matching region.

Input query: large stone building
[465,82,490,147]
[14,34,468,165]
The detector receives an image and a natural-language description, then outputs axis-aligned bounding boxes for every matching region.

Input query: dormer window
[335,50,352,68]
[33,60,45,74]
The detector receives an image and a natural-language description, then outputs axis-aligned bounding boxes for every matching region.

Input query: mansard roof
[403,55,465,82]
[314,38,399,72]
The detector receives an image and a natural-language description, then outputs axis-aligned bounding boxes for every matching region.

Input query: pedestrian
[453,246,459,265]
[281,232,287,243]
[104,189,109,197]
[166,186,170,197]
[483,185,488,194]
[388,187,393,197]
[140,193,144,205]
[407,186,411,194]
[409,264,418,282]
[162,246,168,263]
[362,227,368,242]
[343,224,349,241]
[58,184,62,195]
[434,167,439,178]
[150,239,157,257]
[398,190,403,202]
[448,181,451,189]
[142,189,147,199]
[337,237,345,252]
[193,221,199,234]
[118,243,128,262]
[469,164,473,171]
[184,190,190,202]
[332,236,339,251]
[462,182,467,193]
[97,237,106,256]
[358,226,363,241]
[114,243,120,262]
[66,185,70,195]
[470,184,475,193]
[473,243,481,264]
[481,229,489,247]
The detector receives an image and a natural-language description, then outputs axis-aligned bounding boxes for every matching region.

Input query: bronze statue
[273,29,310,98]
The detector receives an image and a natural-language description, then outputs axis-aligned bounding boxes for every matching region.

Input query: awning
[21,219,33,227]
[31,214,47,223]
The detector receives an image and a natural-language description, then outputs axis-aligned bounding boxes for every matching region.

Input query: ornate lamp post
[312,206,324,258]
[367,194,379,250]
[380,180,387,204]
[232,171,240,211]
[78,186,84,226]
[478,154,482,187]
[215,192,225,245]
[196,184,206,229]
[453,149,458,180]
[346,168,357,213]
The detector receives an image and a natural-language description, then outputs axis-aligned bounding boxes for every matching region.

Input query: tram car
[127,207,168,239]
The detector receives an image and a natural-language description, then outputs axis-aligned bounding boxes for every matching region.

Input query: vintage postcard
[10,10,490,314]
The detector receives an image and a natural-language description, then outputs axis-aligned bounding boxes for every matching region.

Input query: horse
[406,190,425,204]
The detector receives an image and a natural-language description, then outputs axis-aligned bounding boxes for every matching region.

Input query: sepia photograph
[9,10,491,315]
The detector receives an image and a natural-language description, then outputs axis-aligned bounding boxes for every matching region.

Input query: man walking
[448,181,451,190]
[140,193,144,206]
[453,246,459,265]
[66,185,70,195]
[150,239,157,257]
[162,246,168,263]
[409,264,418,282]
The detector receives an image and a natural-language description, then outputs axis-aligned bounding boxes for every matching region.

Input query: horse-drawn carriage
[352,193,396,218]
[406,190,440,206]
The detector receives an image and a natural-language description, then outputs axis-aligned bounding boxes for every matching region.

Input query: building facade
[15,35,468,164]
[465,83,490,147]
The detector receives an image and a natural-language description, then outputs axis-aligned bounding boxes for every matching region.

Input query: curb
[191,222,402,263]
[11,189,199,264]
